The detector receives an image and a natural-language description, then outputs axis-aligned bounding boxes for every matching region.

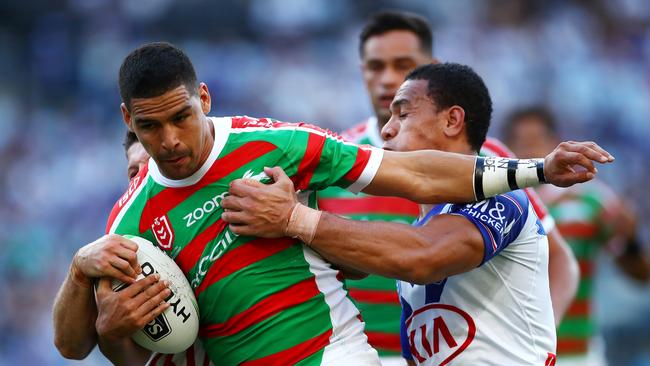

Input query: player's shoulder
[229,115,341,138]
[105,164,151,234]
[340,120,369,142]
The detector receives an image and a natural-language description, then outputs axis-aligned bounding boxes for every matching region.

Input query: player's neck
[191,116,215,175]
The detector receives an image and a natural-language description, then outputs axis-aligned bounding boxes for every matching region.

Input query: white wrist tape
[473,157,546,200]
[285,203,323,245]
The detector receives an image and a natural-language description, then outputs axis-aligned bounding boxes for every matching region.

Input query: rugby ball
[111,235,200,354]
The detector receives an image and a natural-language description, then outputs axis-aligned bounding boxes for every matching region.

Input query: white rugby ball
[111,235,200,354]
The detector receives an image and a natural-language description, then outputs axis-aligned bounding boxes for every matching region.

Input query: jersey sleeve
[280,122,383,193]
[447,191,531,264]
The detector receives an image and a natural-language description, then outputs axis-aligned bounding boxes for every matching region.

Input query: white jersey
[398,190,557,365]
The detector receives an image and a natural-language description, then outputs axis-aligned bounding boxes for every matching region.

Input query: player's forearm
[309,213,447,284]
[364,150,477,203]
[365,151,548,204]
[52,273,98,359]
[97,335,151,366]
[547,229,579,326]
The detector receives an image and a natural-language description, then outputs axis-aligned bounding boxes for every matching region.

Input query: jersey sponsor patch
[405,303,476,365]
[152,214,175,250]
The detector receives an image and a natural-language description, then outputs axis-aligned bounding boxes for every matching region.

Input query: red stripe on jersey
[239,329,333,366]
[557,338,589,354]
[199,277,321,338]
[318,196,419,216]
[194,237,297,297]
[342,147,372,182]
[186,343,195,366]
[341,121,368,142]
[566,299,590,317]
[482,137,550,221]
[579,260,593,277]
[292,132,326,190]
[366,331,402,352]
[150,353,164,365]
[106,164,150,233]
[175,219,227,273]
[348,289,399,304]
[557,222,599,238]
[163,354,174,366]
[138,141,277,234]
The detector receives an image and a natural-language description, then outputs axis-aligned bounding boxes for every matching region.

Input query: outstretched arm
[364,141,612,203]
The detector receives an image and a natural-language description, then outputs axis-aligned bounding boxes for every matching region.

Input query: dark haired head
[123,130,139,152]
[503,106,558,142]
[359,11,433,57]
[405,63,492,152]
[119,42,198,110]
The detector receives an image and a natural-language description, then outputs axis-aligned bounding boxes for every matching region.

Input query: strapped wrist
[474,157,546,200]
[285,203,322,245]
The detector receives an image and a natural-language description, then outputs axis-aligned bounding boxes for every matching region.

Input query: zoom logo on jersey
[405,304,476,365]
[184,192,228,228]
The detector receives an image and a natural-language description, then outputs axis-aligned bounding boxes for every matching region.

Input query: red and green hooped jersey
[317,118,420,356]
[106,116,383,366]
[538,181,621,356]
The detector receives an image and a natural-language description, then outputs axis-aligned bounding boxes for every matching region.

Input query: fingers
[221,195,244,211]
[131,281,172,317]
[115,235,139,252]
[229,223,259,236]
[221,210,249,225]
[138,301,171,329]
[559,170,595,186]
[229,179,261,197]
[121,273,161,298]
[560,151,597,174]
[265,166,292,184]
[559,141,613,164]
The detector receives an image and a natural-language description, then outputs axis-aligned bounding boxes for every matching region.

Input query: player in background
[105,42,607,365]
[318,13,578,363]
[53,132,212,365]
[218,62,589,365]
[503,106,650,366]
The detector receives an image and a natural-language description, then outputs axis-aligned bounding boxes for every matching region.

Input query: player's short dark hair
[123,130,139,152]
[502,106,558,144]
[359,11,433,57]
[119,42,198,110]
[406,63,492,152]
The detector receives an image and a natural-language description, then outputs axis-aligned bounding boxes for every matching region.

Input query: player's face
[507,117,558,159]
[361,31,432,126]
[121,83,213,180]
[126,142,150,180]
[382,79,447,152]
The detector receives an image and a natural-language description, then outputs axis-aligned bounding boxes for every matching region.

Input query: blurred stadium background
[0,0,649,364]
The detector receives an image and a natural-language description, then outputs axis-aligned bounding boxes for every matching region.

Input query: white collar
[148,116,231,187]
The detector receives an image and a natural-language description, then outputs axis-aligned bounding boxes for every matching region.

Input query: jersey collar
[148,116,231,188]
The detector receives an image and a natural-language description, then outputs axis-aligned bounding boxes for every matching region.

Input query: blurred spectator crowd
[0,0,649,364]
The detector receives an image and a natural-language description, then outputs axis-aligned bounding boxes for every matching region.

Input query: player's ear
[444,105,465,138]
[121,103,133,131]
[199,82,211,115]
